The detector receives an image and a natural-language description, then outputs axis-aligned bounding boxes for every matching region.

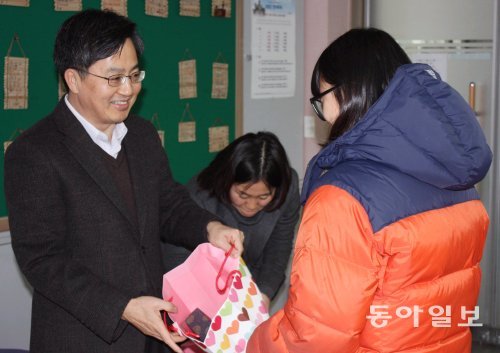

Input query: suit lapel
[122,125,150,240]
[53,100,138,232]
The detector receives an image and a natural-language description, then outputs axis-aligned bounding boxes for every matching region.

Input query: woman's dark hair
[311,28,411,141]
[198,131,292,212]
[53,9,144,82]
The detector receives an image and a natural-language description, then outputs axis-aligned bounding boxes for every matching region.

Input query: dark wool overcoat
[5,100,217,353]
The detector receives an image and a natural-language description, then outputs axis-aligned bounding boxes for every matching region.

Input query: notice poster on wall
[251,0,295,99]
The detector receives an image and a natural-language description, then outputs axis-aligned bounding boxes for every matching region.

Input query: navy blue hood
[302,63,492,204]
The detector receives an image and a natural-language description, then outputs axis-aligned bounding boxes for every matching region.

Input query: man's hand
[122,296,186,353]
[207,221,244,258]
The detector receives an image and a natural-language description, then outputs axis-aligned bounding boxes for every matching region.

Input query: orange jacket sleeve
[248,185,381,353]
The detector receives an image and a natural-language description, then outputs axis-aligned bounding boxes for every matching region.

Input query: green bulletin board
[0,1,236,223]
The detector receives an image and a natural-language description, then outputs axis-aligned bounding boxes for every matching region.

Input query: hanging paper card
[208,124,229,153]
[54,0,82,11]
[58,75,67,100]
[4,34,29,110]
[4,128,23,154]
[211,0,231,17]
[151,113,165,147]
[179,122,196,143]
[145,0,168,17]
[101,0,127,16]
[0,0,29,6]
[211,62,228,99]
[179,58,197,99]
[4,57,29,109]
[179,0,200,17]
[178,103,196,143]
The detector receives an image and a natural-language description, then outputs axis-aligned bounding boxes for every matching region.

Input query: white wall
[0,231,31,350]
[242,1,305,179]
[303,0,354,170]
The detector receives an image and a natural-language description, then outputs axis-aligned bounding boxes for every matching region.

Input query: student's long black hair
[197,131,292,212]
[311,28,411,141]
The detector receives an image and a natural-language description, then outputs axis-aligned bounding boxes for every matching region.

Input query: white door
[367,0,500,337]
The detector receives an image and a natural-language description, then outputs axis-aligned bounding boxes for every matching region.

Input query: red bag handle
[163,244,242,339]
[162,297,201,340]
[215,244,241,294]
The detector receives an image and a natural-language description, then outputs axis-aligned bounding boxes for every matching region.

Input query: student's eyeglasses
[309,85,338,121]
[79,70,146,87]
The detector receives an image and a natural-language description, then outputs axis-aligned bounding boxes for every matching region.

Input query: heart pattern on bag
[233,275,243,289]
[220,302,232,316]
[211,315,222,331]
[259,300,268,314]
[205,330,216,346]
[228,288,239,302]
[244,294,254,308]
[248,282,257,295]
[226,319,240,335]
[238,262,247,276]
[237,307,250,321]
[180,255,270,352]
[235,338,246,353]
[220,334,231,350]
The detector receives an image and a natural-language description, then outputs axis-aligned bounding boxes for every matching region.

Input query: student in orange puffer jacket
[247,28,492,353]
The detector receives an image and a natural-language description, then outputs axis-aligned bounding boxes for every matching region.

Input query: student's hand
[122,296,186,353]
[207,221,244,258]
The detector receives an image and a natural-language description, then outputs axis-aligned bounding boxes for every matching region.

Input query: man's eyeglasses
[309,85,338,121]
[79,70,146,87]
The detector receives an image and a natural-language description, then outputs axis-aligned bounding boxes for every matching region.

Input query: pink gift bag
[162,243,269,353]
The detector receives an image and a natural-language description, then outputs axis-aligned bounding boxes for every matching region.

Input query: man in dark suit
[4,9,243,353]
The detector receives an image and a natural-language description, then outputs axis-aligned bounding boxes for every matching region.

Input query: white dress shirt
[64,95,127,158]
